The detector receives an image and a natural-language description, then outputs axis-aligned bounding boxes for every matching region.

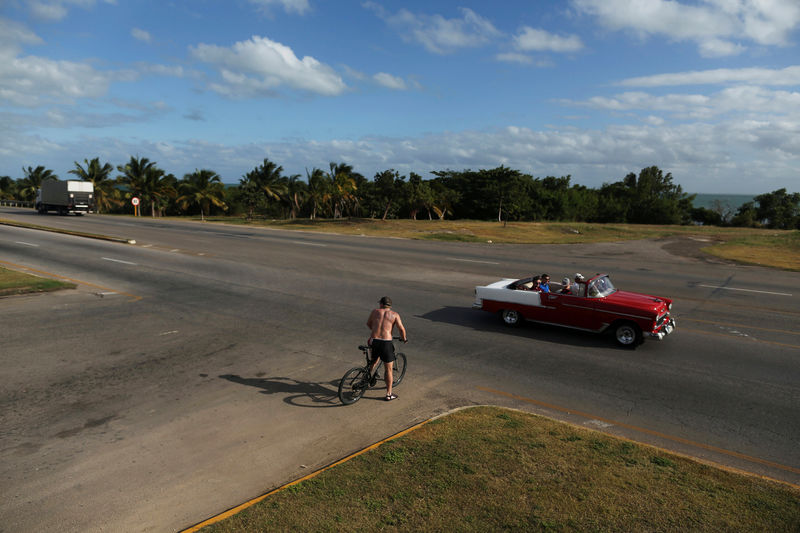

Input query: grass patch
[200,407,800,532]
[210,217,799,271]
[0,266,75,297]
[704,231,800,271]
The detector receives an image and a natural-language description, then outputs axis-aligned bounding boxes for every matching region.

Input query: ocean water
[690,193,754,210]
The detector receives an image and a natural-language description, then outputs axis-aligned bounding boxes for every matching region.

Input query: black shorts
[370,339,396,363]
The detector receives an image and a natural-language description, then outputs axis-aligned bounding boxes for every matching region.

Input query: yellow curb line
[180,417,433,532]
[180,399,800,532]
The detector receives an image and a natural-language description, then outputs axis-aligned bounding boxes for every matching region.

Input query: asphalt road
[1,207,799,532]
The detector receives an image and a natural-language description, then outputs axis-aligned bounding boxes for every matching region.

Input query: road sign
[131,197,140,206]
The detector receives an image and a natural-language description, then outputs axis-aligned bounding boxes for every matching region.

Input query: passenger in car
[570,273,585,296]
[540,274,551,293]
[559,277,572,294]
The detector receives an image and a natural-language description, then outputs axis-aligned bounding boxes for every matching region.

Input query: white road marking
[159,330,179,336]
[15,241,39,247]
[102,257,137,266]
[448,257,500,265]
[292,241,327,247]
[699,284,791,297]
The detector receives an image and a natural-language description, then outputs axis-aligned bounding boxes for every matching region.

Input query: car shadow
[418,306,615,349]
[219,374,348,408]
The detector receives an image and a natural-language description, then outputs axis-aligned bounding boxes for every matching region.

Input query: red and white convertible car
[473,273,675,347]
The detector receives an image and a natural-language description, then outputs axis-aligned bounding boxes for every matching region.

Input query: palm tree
[117,156,155,214]
[306,167,329,220]
[116,156,175,217]
[285,174,306,219]
[18,166,58,201]
[142,167,177,217]
[328,162,359,218]
[69,157,116,213]
[177,169,227,221]
[239,158,288,217]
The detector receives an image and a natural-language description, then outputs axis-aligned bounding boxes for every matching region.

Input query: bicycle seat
[358,345,370,351]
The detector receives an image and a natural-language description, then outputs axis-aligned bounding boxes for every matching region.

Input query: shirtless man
[366,296,407,401]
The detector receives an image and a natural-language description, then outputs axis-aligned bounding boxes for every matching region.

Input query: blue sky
[1,0,799,194]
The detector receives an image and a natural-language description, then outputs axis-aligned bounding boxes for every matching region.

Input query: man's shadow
[219,374,388,407]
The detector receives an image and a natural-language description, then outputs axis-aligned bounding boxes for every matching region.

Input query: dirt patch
[660,236,737,265]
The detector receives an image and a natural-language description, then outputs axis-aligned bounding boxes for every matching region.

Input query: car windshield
[587,275,617,298]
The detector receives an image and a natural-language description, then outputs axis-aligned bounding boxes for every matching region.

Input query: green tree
[406,172,434,220]
[599,167,694,225]
[117,155,156,214]
[69,157,116,213]
[18,165,58,201]
[240,158,288,217]
[328,162,360,218]
[177,169,227,221]
[0,176,15,200]
[373,169,405,220]
[487,166,530,223]
[116,156,175,217]
[285,174,306,219]
[428,179,459,220]
[731,201,759,227]
[754,188,800,229]
[305,167,329,220]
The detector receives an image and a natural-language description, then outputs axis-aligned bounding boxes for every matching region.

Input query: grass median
[210,218,800,272]
[199,406,799,532]
[0,265,75,297]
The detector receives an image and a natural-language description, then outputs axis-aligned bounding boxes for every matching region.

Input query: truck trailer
[35,180,94,215]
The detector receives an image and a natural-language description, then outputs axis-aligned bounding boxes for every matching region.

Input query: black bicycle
[338,338,407,405]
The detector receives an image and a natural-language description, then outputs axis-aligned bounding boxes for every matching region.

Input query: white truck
[35,180,94,215]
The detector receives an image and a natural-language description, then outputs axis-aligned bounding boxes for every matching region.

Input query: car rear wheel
[501,309,522,327]
[614,321,641,348]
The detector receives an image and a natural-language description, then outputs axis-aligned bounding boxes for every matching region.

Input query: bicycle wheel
[338,367,368,405]
[391,353,407,386]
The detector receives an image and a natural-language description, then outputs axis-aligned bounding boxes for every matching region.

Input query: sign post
[131,197,140,217]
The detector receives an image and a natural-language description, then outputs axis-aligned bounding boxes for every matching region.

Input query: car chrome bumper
[650,318,676,340]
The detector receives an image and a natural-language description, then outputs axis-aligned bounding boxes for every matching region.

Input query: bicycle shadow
[219,374,391,407]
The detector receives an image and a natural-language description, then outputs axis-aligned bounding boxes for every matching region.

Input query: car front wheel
[614,321,642,347]
[501,309,522,327]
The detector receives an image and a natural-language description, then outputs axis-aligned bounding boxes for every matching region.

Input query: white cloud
[247,0,310,15]
[3,116,798,192]
[190,36,347,97]
[619,66,800,87]
[0,18,43,50]
[131,28,152,43]
[0,52,112,107]
[366,3,501,54]
[698,38,745,58]
[514,27,584,53]
[27,0,118,22]
[573,0,800,56]
[496,52,533,64]
[373,72,407,90]
[562,86,800,121]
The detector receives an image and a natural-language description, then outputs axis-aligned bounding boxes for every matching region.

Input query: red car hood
[601,290,671,316]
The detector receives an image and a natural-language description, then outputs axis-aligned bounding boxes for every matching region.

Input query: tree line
[1,156,798,230]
